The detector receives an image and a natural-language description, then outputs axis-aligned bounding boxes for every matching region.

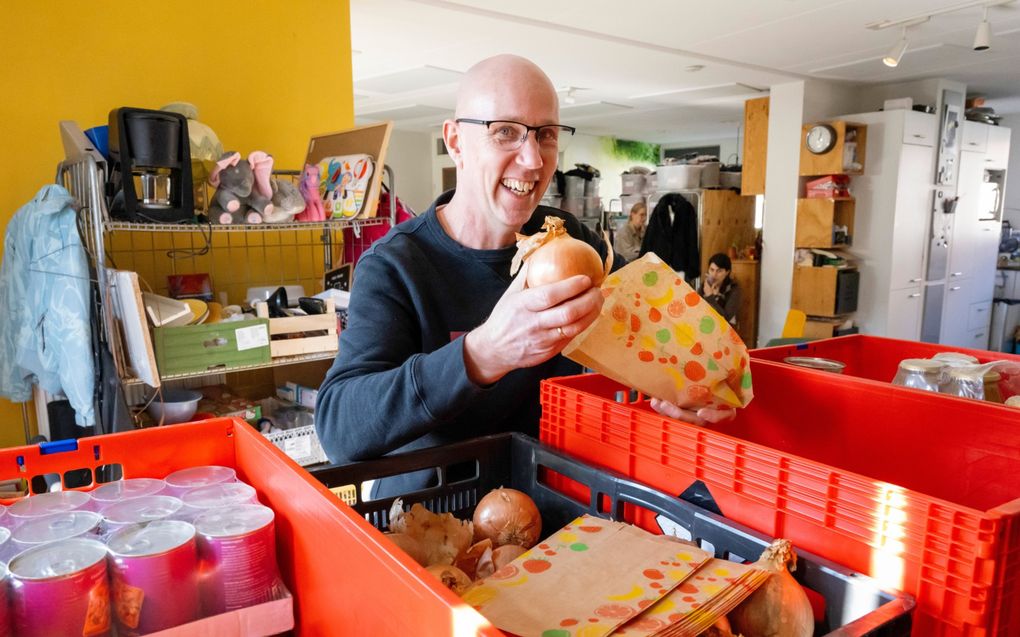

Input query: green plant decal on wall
[609,138,661,164]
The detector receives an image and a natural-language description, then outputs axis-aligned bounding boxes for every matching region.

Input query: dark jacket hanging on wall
[639,193,700,280]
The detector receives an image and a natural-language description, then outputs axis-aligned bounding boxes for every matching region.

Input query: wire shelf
[122,351,339,387]
[105,217,389,233]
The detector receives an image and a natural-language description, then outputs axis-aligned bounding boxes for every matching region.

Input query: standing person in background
[613,201,646,261]
[316,54,731,496]
[701,252,741,328]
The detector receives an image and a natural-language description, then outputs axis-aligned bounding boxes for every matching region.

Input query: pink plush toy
[297,163,325,222]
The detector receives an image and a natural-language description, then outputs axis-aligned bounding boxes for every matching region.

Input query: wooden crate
[153,318,271,377]
[255,298,339,358]
[791,266,859,317]
[795,198,855,248]
[799,120,867,177]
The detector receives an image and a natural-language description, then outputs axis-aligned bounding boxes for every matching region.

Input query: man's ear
[443,120,465,170]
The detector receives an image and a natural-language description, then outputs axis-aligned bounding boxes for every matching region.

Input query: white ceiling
[351,0,1020,143]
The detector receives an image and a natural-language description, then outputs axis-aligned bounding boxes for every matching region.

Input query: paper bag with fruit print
[563,253,753,410]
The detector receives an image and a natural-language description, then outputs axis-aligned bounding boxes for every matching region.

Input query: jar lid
[8,491,92,519]
[91,478,166,504]
[1005,396,1020,407]
[9,538,107,580]
[195,504,273,538]
[181,482,255,510]
[103,495,183,525]
[107,520,195,557]
[932,352,980,364]
[898,358,943,373]
[947,366,987,380]
[782,356,846,373]
[164,466,236,490]
[12,511,102,545]
[984,371,1002,382]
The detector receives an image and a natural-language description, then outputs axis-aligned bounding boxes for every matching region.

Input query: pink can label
[11,559,111,637]
[111,539,199,636]
[198,520,282,616]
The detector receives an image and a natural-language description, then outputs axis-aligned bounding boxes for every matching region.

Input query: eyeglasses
[455,118,576,151]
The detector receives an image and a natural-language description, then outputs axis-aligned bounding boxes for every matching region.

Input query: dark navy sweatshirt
[315,191,619,494]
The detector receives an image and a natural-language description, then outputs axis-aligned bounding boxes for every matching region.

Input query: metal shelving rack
[56,156,397,399]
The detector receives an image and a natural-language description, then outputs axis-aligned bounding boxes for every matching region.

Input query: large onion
[472,488,542,548]
[511,216,611,288]
[729,539,813,637]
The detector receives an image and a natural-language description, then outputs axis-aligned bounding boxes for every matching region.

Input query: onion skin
[425,564,472,595]
[473,488,542,548]
[491,544,528,570]
[729,539,813,637]
[526,235,605,288]
[385,532,428,567]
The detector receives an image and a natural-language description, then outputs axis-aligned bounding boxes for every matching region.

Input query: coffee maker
[108,107,194,223]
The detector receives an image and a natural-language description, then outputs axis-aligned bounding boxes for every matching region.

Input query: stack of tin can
[0,465,285,636]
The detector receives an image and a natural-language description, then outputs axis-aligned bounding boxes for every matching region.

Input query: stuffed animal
[264,178,306,223]
[296,163,325,222]
[208,151,274,224]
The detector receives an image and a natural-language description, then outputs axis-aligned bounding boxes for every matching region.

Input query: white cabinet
[962,120,989,153]
[940,279,973,345]
[986,126,1011,169]
[842,109,936,339]
[887,286,924,340]
[948,149,985,279]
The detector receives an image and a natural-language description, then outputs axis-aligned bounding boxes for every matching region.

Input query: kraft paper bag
[462,515,711,637]
[563,253,753,410]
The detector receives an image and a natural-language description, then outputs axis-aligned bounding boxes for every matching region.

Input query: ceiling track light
[564,88,577,105]
[884,28,910,67]
[974,7,992,50]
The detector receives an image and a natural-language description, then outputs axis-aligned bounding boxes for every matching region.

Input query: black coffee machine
[108,107,194,223]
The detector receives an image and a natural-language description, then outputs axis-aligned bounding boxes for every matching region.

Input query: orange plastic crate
[539,365,1020,637]
[0,419,502,637]
[752,334,1020,400]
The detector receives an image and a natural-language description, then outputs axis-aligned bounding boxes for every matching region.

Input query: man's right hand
[464,263,603,386]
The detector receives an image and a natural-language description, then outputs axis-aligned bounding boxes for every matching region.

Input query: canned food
[11,510,102,553]
[195,504,283,615]
[107,520,199,635]
[179,482,257,520]
[0,562,9,637]
[163,466,235,495]
[90,478,166,508]
[782,356,846,373]
[9,538,111,637]
[8,490,93,526]
[101,496,183,533]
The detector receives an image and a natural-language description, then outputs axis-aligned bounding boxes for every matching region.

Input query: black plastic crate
[312,433,913,636]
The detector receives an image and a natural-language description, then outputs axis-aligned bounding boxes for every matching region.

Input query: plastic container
[538,367,1020,637]
[179,481,257,519]
[311,432,912,635]
[699,161,720,187]
[656,164,702,190]
[7,490,92,526]
[163,465,236,495]
[106,520,200,634]
[89,477,167,509]
[100,495,183,533]
[10,510,101,552]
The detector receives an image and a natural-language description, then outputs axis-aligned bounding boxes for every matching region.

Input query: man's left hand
[649,398,736,426]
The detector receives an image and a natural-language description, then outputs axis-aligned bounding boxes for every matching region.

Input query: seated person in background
[701,252,741,328]
[613,201,647,261]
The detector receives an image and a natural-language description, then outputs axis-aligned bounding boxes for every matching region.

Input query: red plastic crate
[0,419,503,637]
[539,365,1020,637]
[752,334,1020,401]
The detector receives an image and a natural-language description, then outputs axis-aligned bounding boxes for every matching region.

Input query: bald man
[315,56,714,494]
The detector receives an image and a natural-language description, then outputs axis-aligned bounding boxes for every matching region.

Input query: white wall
[561,134,658,207]
[759,80,806,348]
[1001,114,1020,228]
[384,128,434,213]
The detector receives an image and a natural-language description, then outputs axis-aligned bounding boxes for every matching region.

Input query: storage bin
[719,171,742,189]
[539,367,1020,637]
[312,432,912,636]
[254,298,338,358]
[620,173,645,194]
[153,318,271,377]
[656,164,702,190]
[0,419,500,636]
[699,161,720,188]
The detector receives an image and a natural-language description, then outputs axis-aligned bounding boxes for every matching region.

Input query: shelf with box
[794,197,855,249]
[51,121,395,461]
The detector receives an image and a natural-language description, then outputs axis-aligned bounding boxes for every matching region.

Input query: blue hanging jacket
[0,185,95,426]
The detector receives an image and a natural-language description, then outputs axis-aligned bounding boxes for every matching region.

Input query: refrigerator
[991,268,1020,352]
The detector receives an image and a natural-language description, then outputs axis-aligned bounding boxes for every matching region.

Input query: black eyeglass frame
[454,118,576,147]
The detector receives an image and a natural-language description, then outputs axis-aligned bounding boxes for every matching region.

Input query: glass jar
[892,358,943,392]
[983,371,1004,404]
[942,366,986,400]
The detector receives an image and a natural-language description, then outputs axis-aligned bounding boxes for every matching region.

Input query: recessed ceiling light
[685,65,705,72]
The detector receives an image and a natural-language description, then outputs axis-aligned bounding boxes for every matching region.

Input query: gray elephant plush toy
[264,178,306,223]
[208,151,275,224]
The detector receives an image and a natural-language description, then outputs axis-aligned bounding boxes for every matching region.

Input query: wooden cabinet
[791,266,860,317]
[799,120,868,176]
[794,198,854,248]
[698,189,757,275]
[730,259,759,347]
[741,97,768,196]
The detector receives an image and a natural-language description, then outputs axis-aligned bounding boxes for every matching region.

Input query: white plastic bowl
[146,389,202,424]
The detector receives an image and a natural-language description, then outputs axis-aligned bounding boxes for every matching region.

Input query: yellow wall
[0,1,354,447]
